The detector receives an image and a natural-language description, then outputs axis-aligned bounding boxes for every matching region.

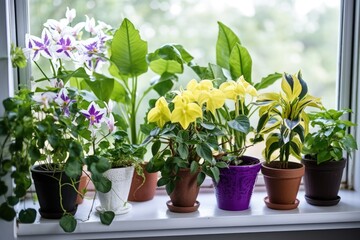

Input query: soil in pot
[31,164,80,219]
[214,156,261,211]
[167,168,200,213]
[128,163,158,202]
[302,156,346,206]
[261,161,304,210]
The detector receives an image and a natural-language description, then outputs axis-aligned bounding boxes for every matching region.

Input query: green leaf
[93,175,112,193]
[0,203,16,221]
[343,134,358,151]
[18,208,36,223]
[165,181,175,195]
[190,161,199,174]
[216,21,241,69]
[173,44,194,63]
[157,177,170,186]
[152,73,177,96]
[110,79,127,103]
[197,171,206,185]
[60,215,77,233]
[151,140,161,156]
[215,161,228,168]
[228,115,250,133]
[0,180,8,195]
[100,211,115,225]
[196,143,213,162]
[64,159,82,178]
[111,18,148,77]
[254,72,282,90]
[84,73,114,102]
[96,157,111,173]
[177,143,189,160]
[210,166,220,183]
[209,63,227,82]
[285,119,300,130]
[149,59,183,75]
[229,43,252,82]
[7,196,19,206]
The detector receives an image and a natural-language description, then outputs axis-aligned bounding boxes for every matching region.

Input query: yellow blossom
[147,97,171,128]
[171,94,202,129]
[198,88,226,115]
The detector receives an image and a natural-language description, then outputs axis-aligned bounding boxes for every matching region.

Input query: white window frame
[0,0,359,239]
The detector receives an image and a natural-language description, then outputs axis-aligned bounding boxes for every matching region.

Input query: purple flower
[53,35,75,60]
[25,29,53,61]
[81,102,105,125]
[55,88,74,116]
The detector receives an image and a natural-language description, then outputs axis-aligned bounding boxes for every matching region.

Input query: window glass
[29,0,340,160]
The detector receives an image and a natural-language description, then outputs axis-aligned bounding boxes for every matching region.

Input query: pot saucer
[166,200,200,213]
[305,195,341,206]
[96,203,132,215]
[264,196,299,210]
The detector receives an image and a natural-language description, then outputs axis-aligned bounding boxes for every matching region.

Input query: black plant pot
[301,157,346,206]
[31,164,80,219]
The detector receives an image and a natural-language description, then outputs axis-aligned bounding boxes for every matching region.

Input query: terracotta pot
[31,164,80,219]
[261,161,304,210]
[76,172,90,204]
[128,163,158,202]
[213,156,261,211]
[302,156,346,206]
[167,168,200,213]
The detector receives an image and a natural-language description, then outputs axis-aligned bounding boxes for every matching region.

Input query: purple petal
[88,104,96,115]
[95,113,104,122]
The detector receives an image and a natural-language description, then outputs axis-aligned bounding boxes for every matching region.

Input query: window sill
[17,188,360,240]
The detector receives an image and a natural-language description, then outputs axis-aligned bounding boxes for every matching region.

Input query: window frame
[0,0,359,238]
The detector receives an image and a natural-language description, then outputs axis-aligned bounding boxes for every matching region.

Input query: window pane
[29,0,340,109]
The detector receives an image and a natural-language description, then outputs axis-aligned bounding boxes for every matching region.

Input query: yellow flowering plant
[143,75,261,193]
[143,79,229,193]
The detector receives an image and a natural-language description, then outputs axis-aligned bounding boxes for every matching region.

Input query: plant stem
[130,75,138,144]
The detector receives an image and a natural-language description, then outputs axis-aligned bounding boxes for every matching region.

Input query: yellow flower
[220,76,257,100]
[198,88,226,115]
[147,97,171,128]
[171,94,202,129]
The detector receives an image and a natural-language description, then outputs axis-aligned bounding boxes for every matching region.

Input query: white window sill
[17,188,360,240]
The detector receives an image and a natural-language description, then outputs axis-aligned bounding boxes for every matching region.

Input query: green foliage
[255,71,323,167]
[100,211,115,225]
[60,214,77,233]
[302,108,358,164]
[10,43,27,69]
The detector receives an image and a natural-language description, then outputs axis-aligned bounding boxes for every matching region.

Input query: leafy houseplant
[301,108,357,205]
[185,21,282,211]
[255,71,322,210]
[0,84,116,232]
[144,78,230,212]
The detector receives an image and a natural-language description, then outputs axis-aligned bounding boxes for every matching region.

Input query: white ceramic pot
[96,166,134,215]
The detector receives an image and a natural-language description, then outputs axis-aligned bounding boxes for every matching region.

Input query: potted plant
[301,108,357,206]
[143,78,230,213]
[183,21,282,211]
[254,71,322,210]
[95,129,146,214]
[0,84,116,232]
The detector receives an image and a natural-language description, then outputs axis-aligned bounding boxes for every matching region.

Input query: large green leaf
[216,21,241,70]
[85,73,114,102]
[229,43,252,82]
[254,72,282,90]
[111,18,148,77]
[147,45,184,75]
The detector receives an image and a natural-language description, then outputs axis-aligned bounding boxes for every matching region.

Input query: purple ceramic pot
[213,156,261,211]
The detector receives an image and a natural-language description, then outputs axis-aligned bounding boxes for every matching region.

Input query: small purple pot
[213,156,261,211]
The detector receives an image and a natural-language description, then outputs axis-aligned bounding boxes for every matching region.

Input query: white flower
[33,92,57,109]
[65,7,76,23]
[85,15,96,35]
